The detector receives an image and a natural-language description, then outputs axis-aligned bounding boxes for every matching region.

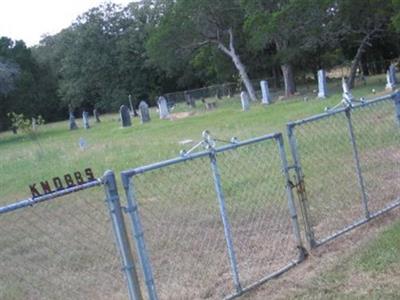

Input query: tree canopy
[1,0,400,131]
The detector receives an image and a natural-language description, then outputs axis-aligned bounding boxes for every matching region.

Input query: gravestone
[139,101,150,124]
[386,70,395,91]
[68,105,78,130]
[93,108,101,123]
[119,105,132,127]
[260,80,271,104]
[240,91,250,111]
[158,96,169,119]
[185,91,196,108]
[389,64,397,84]
[79,137,87,150]
[32,118,36,130]
[82,111,90,129]
[317,69,328,98]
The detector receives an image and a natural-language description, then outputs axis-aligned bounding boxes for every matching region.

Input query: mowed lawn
[0,75,389,202]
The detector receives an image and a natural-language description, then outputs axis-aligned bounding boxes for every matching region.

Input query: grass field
[1,74,399,299]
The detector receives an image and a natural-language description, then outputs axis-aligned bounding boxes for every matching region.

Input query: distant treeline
[1,0,400,131]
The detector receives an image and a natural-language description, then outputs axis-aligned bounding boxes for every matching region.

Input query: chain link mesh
[351,99,400,213]
[128,136,301,299]
[0,188,126,300]
[292,96,400,245]
[292,112,365,242]
[130,156,232,299]
[215,139,299,289]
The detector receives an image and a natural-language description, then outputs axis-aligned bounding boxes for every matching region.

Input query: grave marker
[120,105,132,127]
[158,96,169,119]
[241,91,250,111]
[82,111,90,129]
[260,80,271,104]
[139,101,151,123]
[317,69,328,98]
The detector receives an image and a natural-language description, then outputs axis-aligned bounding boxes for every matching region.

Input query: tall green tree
[147,0,258,101]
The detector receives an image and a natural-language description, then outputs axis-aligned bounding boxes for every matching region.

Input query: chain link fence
[120,133,305,300]
[0,173,142,300]
[288,92,400,248]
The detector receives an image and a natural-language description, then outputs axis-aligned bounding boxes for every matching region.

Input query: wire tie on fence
[121,263,135,272]
[123,205,138,213]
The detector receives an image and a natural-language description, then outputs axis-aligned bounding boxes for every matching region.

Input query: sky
[0,0,133,47]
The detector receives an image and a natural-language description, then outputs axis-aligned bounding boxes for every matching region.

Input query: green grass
[290,220,400,299]
[0,74,389,202]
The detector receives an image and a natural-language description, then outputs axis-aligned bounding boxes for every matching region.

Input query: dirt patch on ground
[239,208,400,299]
[169,111,196,120]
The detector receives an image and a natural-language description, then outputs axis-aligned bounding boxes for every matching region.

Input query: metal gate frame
[0,171,143,300]
[287,91,400,248]
[120,132,306,300]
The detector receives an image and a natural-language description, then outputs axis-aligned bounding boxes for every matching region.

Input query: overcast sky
[0,0,133,47]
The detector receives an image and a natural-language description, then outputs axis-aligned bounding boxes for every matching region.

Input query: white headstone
[139,101,151,123]
[386,70,395,91]
[260,80,271,104]
[82,111,90,129]
[389,64,397,84]
[317,69,328,98]
[158,96,169,119]
[240,91,250,111]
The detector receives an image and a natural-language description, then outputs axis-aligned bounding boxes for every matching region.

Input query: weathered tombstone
[79,137,87,150]
[185,91,196,108]
[139,101,151,124]
[119,105,132,127]
[68,104,78,130]
[82,111,90,129]
[32,117,37,130]
[158,96,169,119]
[128,94,134,115]
[260,80,271,104]
[317,69,328,99]
[389,64,397,84]
[240,91,250,111]
[93,108,101,123]
[386,70,395,91]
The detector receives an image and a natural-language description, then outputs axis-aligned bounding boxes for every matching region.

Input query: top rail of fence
[121,132,282,178]
[287,92,397,128]
[0,178,103,214]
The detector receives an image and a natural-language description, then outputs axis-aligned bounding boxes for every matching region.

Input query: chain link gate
[287,92,400,248]
[120,132,306,300]
[0,171,142,300]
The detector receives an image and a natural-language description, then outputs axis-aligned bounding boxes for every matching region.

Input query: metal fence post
[103,170,143,300]
[121,173,158,300]
[287,124,316,248]
[275,134,307,260]
[208,150,242,294]
[393,91,400,126]
[345,108,370,219]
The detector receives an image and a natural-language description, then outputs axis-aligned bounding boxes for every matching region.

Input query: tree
[336,0,395,88]
[147,0,257,101]
[243,0,335,97]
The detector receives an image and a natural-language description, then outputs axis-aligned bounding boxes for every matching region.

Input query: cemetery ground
[0,74,399,299]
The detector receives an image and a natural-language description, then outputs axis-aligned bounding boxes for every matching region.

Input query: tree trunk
[230,53,257,101]
[347,34,372,89]
[217,29,257,101]
[281,64,296,97]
